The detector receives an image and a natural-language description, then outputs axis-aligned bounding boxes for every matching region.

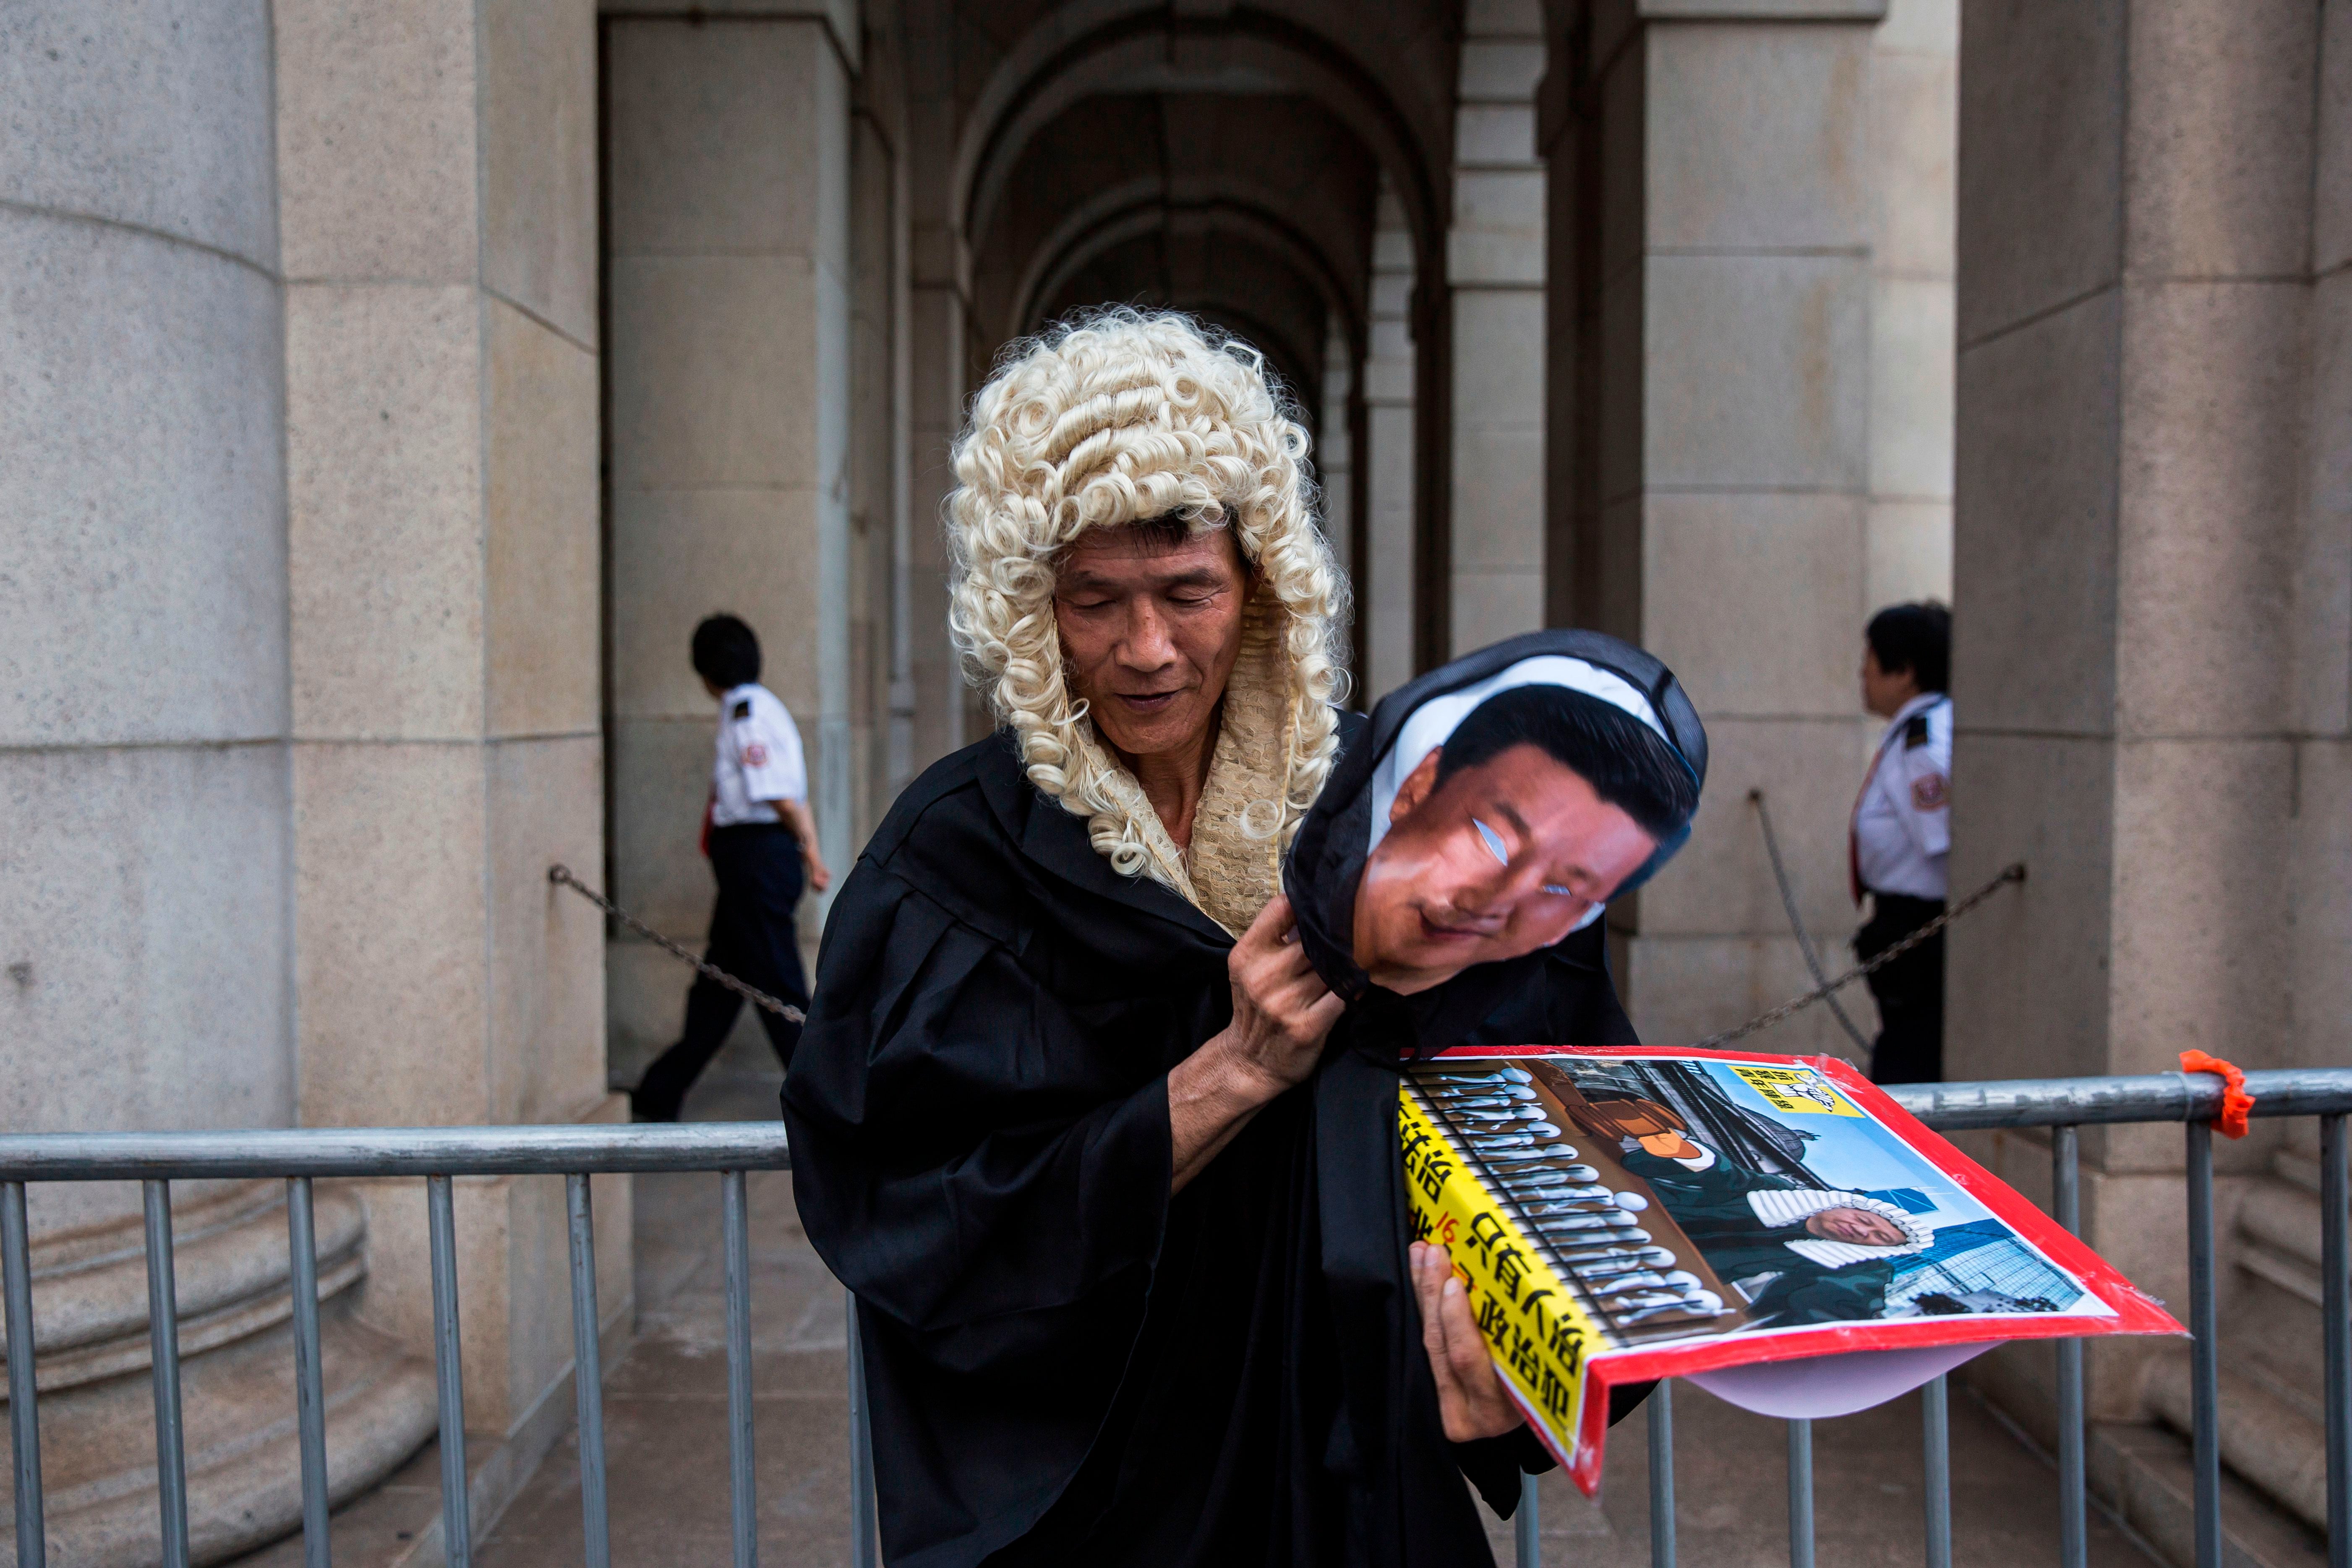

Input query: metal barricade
[0,1068,2345,1568]
[0,1125,812,1568]
[1597,1067,2352,1568]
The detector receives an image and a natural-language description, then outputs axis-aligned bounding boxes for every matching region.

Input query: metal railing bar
[0,1067,2341,1182]
[723,1169,758,1568]
[2053,1125,2087,1568]
[566,1175,612,1568]
[846,1291,878,1568]
[1923,1374,1951,1568]
[1648,1379,1675,1568]
[427,1176,472,1568]
[142,1180,191,1568]
[1515,1469,1540,1567]
[2186,1121,2220,1568]
[2322,1112,2347,1568]
[1786,1417,1814,1568]
[5,1181,47,1568]
[1887,1068,2352,1130]
[0,1124,794,1182]
[286,1177,331,1567]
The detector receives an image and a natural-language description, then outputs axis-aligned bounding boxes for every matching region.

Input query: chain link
[551,851,2021,1052]
[548,865,805,1024]
[1686,861,2026,1051]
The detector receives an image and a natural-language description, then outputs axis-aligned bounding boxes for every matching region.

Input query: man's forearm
[1167,1040,1277,1193]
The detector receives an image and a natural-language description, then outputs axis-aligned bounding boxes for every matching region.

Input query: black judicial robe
[782,726,1641,1568]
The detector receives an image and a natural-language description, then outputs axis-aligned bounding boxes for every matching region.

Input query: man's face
[1053,525,1248,762]
[1806,1207,1909,1247]
[1350,744,1660,994]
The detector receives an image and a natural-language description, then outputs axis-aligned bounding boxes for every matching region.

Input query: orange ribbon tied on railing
[2179,1050,2255,1139]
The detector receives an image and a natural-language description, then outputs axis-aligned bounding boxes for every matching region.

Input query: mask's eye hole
[1542,884,1575,897]
[1472,818,1509,865]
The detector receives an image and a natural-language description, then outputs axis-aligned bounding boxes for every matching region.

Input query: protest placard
[1404,1045,2182,1492]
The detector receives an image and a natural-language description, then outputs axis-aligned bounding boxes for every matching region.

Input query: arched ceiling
[1031,225,1334,418]
[946,0,1457,258]
[972,91,1380,399]
[905,0,1459,399]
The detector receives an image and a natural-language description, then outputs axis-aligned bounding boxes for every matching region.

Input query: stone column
[1949,0,2328,1437]
[603,9,859,1065]
[1566,1,1887,1053]
[1320,319,1357,584]
[903,3,974,769]
[2,0,291,1208]
[1449,0,1550,654]
[1865,1,1957,611]
[277,0,622,1485]
[2292,1,2352,1100]
[1364,179,1421,703]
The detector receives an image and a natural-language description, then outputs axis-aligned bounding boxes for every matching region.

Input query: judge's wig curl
[945,308,1350,888]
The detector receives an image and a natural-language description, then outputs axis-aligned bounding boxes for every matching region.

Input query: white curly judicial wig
[945,308,1350,916]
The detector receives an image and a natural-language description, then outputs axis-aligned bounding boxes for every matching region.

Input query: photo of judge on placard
[1286,631,1709,1039]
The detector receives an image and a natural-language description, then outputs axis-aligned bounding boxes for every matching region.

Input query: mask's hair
[945,307,1350,881]
[1433,686,1699,840]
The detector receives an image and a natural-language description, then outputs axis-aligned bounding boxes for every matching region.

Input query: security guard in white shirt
[1851,602,1952,1086]
[632,615,833,1122]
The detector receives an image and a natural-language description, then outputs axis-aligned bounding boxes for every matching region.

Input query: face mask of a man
[1350,741,1659,996]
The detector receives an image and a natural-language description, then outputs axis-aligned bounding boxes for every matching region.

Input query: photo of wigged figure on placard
[1408,1049,2098,1352]
[1399,1045,2180,1492]
[1550,1058,2080,1332]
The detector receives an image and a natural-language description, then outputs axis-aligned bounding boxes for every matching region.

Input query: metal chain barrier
[1688,859,2026,1051]
[550,841,2020,1052]
[1749,790,1874,1057]
[548,865,805,1024]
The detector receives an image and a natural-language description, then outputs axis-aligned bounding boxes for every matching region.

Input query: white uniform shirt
[1852,692,1951,901]
[710,683,807,827]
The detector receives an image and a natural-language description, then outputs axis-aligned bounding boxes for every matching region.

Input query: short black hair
[1866,601,1950,694]
[691,615,761,689]
[1432,685,1698,841]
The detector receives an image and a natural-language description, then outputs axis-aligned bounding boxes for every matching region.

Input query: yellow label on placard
[1399,1091,1602,1456]
[1727,1064,1862,1117]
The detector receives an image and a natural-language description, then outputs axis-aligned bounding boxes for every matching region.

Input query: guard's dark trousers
[1858,891,1945,1085]
[633,823,809,1121]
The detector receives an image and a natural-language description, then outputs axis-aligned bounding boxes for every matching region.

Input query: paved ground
[465,1057,2163,1568]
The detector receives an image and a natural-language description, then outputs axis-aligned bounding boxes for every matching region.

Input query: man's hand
[775,800,832,892]
[1167,895,1345,1192]
[1215,894,1346,1099]
[1410,1241,1525,1442]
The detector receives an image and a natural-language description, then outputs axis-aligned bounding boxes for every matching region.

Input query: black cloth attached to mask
[787,633,1699,1568]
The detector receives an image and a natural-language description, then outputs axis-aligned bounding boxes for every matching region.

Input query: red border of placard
[1424,1046,2184,1492]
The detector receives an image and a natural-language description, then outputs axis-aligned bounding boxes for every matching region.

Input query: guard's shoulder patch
[1912,772,1949,811]
[1904,714,1930,749]
[731,699,752,720]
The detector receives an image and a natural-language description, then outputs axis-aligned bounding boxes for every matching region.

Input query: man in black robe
[784,312,1705,1566]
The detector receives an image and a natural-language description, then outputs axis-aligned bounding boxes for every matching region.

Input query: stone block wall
[1544,0,1955,1057]
[0,0,292,1235]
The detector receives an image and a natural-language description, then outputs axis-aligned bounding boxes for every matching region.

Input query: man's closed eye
[1475,817,1578,898]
